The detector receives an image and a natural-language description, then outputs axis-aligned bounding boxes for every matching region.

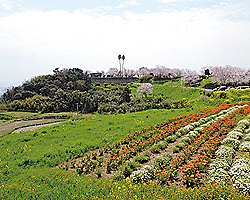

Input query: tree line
[1,65,249,114]
[0,67,189,114]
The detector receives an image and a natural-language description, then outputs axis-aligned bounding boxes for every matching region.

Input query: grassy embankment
[1,84,250,199]
[0,108,200,199]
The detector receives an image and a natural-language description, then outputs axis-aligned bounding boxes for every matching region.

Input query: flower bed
[58,102,250,191]
[207,114,250,193]
[176,104,250,187]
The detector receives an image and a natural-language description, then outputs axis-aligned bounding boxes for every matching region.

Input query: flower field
[1,102,250,199]
[56,102,250,195]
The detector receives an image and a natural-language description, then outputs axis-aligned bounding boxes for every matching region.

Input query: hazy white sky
[0,0,250,86]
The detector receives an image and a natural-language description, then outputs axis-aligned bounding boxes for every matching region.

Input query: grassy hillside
[1,103,250,199]
[131,82,203,101]
[152,83,201,101]
[2,81,250,199]
[0,109,193,168]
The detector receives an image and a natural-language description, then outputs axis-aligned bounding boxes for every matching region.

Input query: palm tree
[118,54,122,77]
[122,55,125,77]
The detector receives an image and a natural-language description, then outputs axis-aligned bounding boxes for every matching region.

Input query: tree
[121,85,131,102]
[153,65,171,77]
[138,67,150,77]
[122,55,125,77]
[210,65,248,86]
[105,68,118,77]
[205,69,211,77]
[170,68,184,77]
[181,69,200,86]
[123,69,136,77]
[137,83,153,98]
[118,54,122,77]
[210,66,232,85]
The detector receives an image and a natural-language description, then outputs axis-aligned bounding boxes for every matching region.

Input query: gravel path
[14,121,63,133]
[0,119,65,136]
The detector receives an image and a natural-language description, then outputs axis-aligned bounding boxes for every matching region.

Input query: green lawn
[152,83,201,101]
[130,82,202,102]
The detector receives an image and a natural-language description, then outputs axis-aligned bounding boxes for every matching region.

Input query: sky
[0,0,250,87]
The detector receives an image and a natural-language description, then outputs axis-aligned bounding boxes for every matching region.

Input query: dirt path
[13,121,64,133]
[0,118,65,136]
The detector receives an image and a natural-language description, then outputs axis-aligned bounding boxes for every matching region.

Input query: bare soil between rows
[57,137,190,186]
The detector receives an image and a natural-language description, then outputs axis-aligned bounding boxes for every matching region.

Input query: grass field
[1,104,250,199]
[1,84,250,199]
[0,109,194,199]
[130,82,204,102]
[152,83,202,100]
[0,109,194,168]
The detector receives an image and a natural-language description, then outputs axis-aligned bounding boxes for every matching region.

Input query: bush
[130,165,156,183]
[175,143,185,150]
[165,135,177,143]
[122,161,139,178]
[150,141,168,154]
[112,172,125,181]
[173,147,180,153]
[134,155,149,164]
[150,145,161,154]
[143,151,151,158]
[139,75,154,83]
[153,154,173,169]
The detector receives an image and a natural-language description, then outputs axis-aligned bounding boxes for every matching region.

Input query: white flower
[179,125,194,135]
[244,135,250,141]
[245,128,250,134]
[208,168,229,183]
[209,159,231,171]
[221,138,240,149]
[189,130,200,137]
[239,141,250,152]
[237,119,250,128]
[227,131,243,140]
[130,165,156,183]
[190,121,200,127]
[215,146,235,159]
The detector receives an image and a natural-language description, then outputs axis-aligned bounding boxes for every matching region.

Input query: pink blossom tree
[210,65,248,86]
[138,67,151,77]
[152,65,172,77]
[181,69,200,86]
[105,68,118,77]
[170,68,184,77]
[137,83,153,97]
[210,65,233,85]
[123,69,136,77]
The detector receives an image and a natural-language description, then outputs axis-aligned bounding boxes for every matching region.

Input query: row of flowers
[105,103,245,173]
[132,104,247,184]
[155,104,250,186]
[59,102,250,186]
[181,105,250,187]
[208,117,250,193]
